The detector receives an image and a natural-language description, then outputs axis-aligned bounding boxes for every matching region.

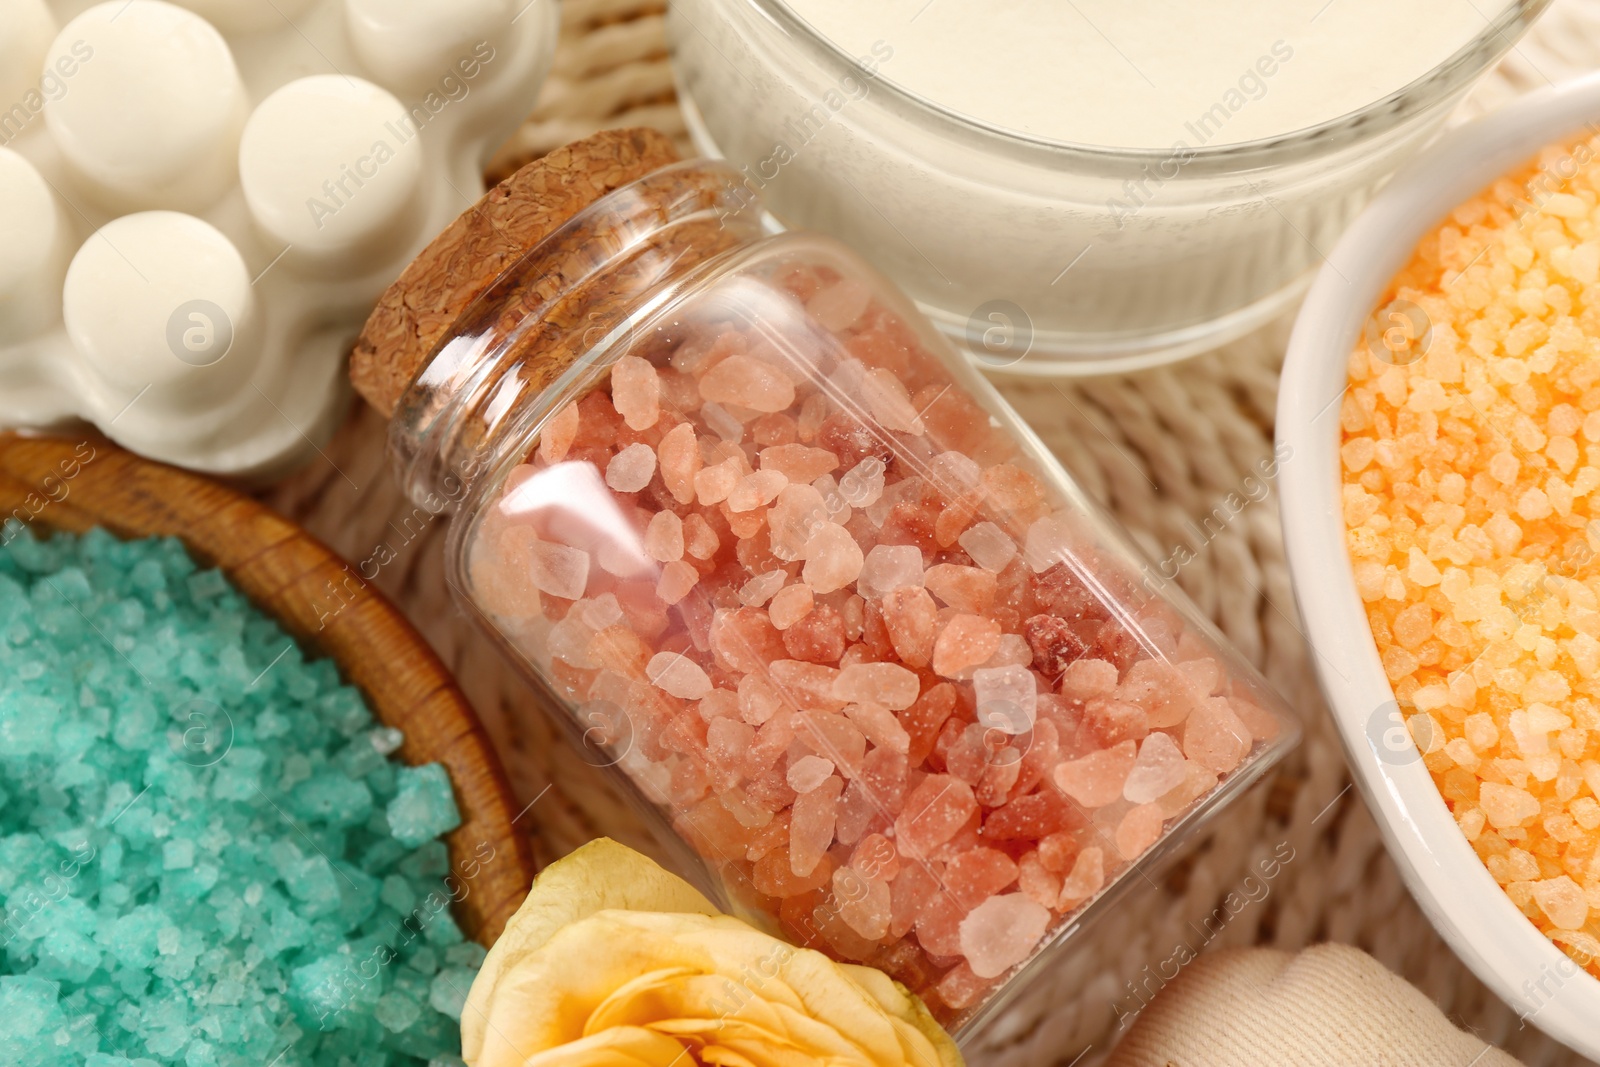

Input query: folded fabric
[1105,944,1523,1067]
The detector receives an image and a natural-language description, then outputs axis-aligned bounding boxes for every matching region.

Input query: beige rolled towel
[1105,945,1524,1067]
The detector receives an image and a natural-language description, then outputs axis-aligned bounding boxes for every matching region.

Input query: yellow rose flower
[462,839,964,1067]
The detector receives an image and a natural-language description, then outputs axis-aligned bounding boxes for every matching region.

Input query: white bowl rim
[1278,71,1600,1059]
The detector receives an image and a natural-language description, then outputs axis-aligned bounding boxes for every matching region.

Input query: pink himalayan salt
[610,355,660,430]
[1058,847,1105,909]
[959,894,1051,979]
[656,560,699,605]
[858,544,925,600]
[787,754,836,793]
[802,522,864,594]
[1122,731,1190,804]
[538,401,579,463]
[1157,762,1218,819]
[738,673,785,725]
[644,510,684,562]
[959,521,1017,573]
[1060,658,1118,700]
[839,457,886,508]
[1022,514,1075,573]
[973,664,1037,735]
[769,484,829,560]
[834,662,919,710]
[700,353,796,413]
[861,367,926,434]
[845,702,910,753]
[768,584,814,629]
[808,278,873,331]
[1177,657,1223,698]
[946,848,1020,909]
[701,401,744,442]
[933,614,1002,677]
[769,660,845,712]
[881,587,938,669]
[505,529,589,600]
[707,716,754,772]
[1084,697,1148,747]
[694,456,745,505]
[852,833,900,881]
[658,422,700,504]
[643,652,713,700]
[729,469,789,512]
[790,775,844,876]
[1117,659,1193,729]
[738,570,788,607]
[925,564,996,614]
[1183,697,1252,774]
[895,774,978,854]
[835,867,893,939]
[683,514,719,560]
[1018,851,1062,909]
[605,442,657,492]
[1054,739,1137,807]
[935,963,989,1011]
[1115,802,1165,861]
[761,444,839,483]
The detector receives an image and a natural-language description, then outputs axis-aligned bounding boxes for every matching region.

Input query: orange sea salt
[1344,134,1600,977]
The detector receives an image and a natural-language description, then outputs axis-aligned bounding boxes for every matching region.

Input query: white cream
[783,0,1511,148]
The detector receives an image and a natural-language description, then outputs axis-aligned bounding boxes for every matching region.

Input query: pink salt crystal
[1177,657,1223,698]
[790,775,844,876]
[983,634,1033,671]
[694,456,745,505]
[1054,739,1138,807]
[924,564,996,614]
[646,651,713,699]
[1058,846,1104,909]
[701,401,746,443]
[845,701,911,753]
[787,753,836,793]
[761,444,840,483]
[1117,659,1193,729]
[834,867,893,939]
[655,560,700,606]
[802,522,864,594]
[738,570,788,607]
[914,894,968,958]
[547,615,600,668]
[972,664,1037,734]
[891,863,939,939]
[861,367,926,434]
[605,443,657,492]
[1059,658,1119,700]
[945,847,1020,908]
[1084,697,1149,747]
[1022,514,1075,573]
[1157,761,1218,818]
[522,539,590,600]
[769,660,846,712]
[683,514,719,560]
[929,450,983,491]
[729,469,788,512]
[644,511,684,562]
[1018,851,1063,909]
[1230,696,1282,741]
[610,355,661,430]
[859,544,925,600]
[932,614,1002,678]
[851,832,900,881]
[768,584,815,629]
[1122,732,1190,803]
[808,277,873,331]
[700,353,797,413]
[1115,802,1165,861]
[697,687,741,723]
[895,774,978,853]
[738,673,786,725]
[769,484,828,559]
[958,894,1051,979]
[834,662,920,710]
[959,521,1018,573]
[537,401,579,464]
[936,964,989,1011]
[576,593,623,631]
[838,458,886,508]
[707,716,755,774]
[658,422,701,504]
[881,587,938,668]
[1183,697,1252,774]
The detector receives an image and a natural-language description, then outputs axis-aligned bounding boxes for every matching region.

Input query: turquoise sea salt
[0,524,477,1067]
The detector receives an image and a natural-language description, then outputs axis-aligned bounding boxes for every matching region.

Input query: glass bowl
[669,0,1551,374]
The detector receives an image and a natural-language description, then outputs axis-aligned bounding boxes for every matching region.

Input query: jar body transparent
[390,160,1300,1034]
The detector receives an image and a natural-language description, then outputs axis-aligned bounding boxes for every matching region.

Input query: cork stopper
[350,127,682,417]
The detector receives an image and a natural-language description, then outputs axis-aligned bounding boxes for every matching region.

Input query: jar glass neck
[387,159,764,511]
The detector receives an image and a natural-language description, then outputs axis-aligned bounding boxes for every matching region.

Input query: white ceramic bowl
[1279,72,1600,1060]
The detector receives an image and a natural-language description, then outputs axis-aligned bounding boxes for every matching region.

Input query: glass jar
[370,135,1301,1036]
[667,0,1550,373]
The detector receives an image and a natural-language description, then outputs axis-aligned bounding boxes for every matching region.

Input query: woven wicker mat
[260,3,1600,1064]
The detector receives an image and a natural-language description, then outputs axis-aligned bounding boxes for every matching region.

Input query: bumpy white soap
[44,0,246,211]
[62,211,257,389]
[239,75,424,261]
[0,0,56,120]
[0,149,67,342]
[345,0,513,90]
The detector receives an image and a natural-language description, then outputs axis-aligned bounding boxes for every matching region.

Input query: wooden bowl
[0,431,536,944]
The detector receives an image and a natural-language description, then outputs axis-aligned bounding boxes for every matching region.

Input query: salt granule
[610,355,661,430]
[648,651,713,699]
[605,442,657,492]
[787,754,836,793]
[972,664,1037,734]
[644,510,685,562]
[958,894,1051,979]
[858,544,925,600]
[1122,731,1190,803]
[959,521,1017,572]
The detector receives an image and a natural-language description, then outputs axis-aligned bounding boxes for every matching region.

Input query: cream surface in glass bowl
[669,0,1549,373]
[1278,73,1600,1062]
